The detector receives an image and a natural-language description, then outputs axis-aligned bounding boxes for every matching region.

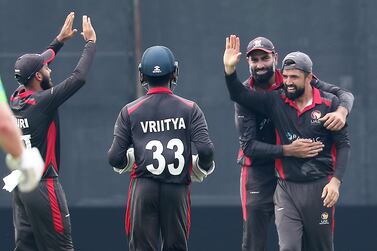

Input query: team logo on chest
[310,110,322,125]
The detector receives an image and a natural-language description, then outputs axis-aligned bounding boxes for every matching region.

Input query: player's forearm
[196,142,215,171]
[71,41,96,83]
[0,104,23,158]
[333,144,351,181]
[47,38,64,55]
[225,71,269,115]
[244,140,283,159]
[108,136,130,169]
[225,71,249,107]
[338,92,354,114]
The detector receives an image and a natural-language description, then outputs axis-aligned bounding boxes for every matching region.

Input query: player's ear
[274,53,278,66]
[34,72,43,82]
[306,73,313,83]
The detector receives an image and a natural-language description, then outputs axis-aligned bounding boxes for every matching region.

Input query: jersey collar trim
[18,89,35,99]
[147,87,172,95]
[284,87,323,116]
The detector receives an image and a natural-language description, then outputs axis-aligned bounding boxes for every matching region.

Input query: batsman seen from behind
[9,12,96,251]
[108,45,215,251]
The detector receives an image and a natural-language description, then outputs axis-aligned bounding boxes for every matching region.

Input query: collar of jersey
[248,69,283,91]
[147,87,172,95]
[18,88,35,99]
[284,87,323,115]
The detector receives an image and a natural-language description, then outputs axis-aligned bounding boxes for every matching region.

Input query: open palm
[57,12,78,42]
[223,35,242,74]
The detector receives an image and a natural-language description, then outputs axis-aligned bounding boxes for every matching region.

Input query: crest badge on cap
[152,66,162,74]
[253,39,262,48]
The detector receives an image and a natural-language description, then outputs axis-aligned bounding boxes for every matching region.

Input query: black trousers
[13,178,74,251]
[126,177,190,251]
[274,178,335,251]
[240,166,276,251]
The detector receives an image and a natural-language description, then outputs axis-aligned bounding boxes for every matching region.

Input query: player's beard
[283,83,305,100]
[250,64,274,87]
[40,73,53,90]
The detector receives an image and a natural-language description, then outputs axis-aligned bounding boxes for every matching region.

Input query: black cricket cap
[246,37,275,56]
[14,49,55,85]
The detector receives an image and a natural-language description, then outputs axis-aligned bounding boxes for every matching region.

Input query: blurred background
[0,0,376,250]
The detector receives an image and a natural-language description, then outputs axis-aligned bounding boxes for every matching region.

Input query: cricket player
[108,45,215,251]
[224,35,350,251]
[1,77,44,193]
[9,13,96,250]
[235,37,354,251]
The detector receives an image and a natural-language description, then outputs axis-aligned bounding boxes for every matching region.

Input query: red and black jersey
[227,71,351,182]
[235,71,284,166]
[235,70,353,181]
[108,87,214,185]
[9,40,96,178]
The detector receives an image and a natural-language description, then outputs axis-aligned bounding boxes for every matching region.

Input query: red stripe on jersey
[47,178,64,233]
[18,90,34,99]
[130,163,137,179]
[187,188,191,236]
[173,95,194,108]
[43,122,58,174]
[24,99,36,105]
[245,156,251,166]
[125,177,135,236]
[274,129,286,179]
[331,206,336,233]
[331,144,337,171]
[241,165,248,221]
[147,87,172,94]
[128,97,151,115]
[238,149,252,166]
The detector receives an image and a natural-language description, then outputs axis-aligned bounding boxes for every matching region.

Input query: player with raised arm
[9,13,96,250]
[224,35,351,251]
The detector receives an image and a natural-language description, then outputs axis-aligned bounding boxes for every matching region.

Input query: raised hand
[57,12,78,43]
[81,15,96,43]
[224,35,242,75]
